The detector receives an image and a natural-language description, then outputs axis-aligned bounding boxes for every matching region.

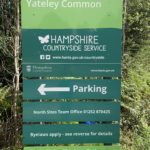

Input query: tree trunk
[123,0,128,53]
[13,0,20,147]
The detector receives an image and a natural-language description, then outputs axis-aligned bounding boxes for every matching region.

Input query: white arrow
[38,84,70,95]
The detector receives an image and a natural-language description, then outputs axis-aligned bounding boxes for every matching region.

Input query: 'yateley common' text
[26,0,102,9]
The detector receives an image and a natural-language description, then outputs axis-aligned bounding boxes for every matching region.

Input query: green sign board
[23,124,120,144]
[23,79,121,100]
[22,29,122,77]
[21,0,123,77]
[21,0,122,146]
[24,146,120,150]
[23,64,121,77]
[21,0,123,29]
[23,102,120,122]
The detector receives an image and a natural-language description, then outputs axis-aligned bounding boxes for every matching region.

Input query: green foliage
[121,47,150,150]
[122,127,150,150]
[0,0,16,85]
[122,1,150,147]
[125,0,150,52]
[0,85,12,120]
[0,36,14,85]
[0,0,16,36]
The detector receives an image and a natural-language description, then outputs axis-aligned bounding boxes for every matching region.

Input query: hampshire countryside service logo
[38,35,49,44]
